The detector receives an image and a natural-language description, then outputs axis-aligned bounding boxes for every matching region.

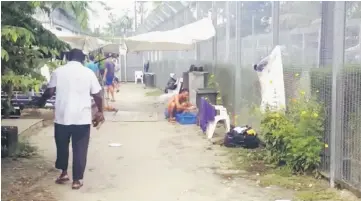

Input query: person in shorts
[103,56,115,102]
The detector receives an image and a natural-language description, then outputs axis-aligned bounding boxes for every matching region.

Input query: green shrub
[261,91,325,174]
[207,73,223,105]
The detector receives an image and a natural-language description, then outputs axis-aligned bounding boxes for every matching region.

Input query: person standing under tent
[86,55,99,78]
[112,57,120,93]
[144,60,150,73]
[103,55,116,102]
[96,53,106,78]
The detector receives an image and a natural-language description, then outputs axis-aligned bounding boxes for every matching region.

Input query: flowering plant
[260,89,325,173]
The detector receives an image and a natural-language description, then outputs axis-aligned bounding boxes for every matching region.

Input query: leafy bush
[261,91,325,173]
[207,73,223,105]
[12,138,38,158]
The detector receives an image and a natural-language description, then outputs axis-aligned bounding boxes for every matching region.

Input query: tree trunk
[3,83,14,118]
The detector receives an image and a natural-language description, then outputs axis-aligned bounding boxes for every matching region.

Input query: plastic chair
[206,105,231,139]
[134,71,144,84]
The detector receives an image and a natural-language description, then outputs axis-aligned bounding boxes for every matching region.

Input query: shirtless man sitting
[167,88,194,122]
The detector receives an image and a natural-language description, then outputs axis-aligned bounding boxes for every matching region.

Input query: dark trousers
[54,123,91,181]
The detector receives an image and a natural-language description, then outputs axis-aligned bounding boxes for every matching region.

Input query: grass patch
[12,137,38,158]
[145,89,163,97]
[226,147,349,201]
[295,190,342,201]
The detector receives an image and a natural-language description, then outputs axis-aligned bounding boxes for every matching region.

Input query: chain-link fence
[130,1,361,192]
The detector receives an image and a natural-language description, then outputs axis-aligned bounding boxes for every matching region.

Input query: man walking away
[36,48,104,190]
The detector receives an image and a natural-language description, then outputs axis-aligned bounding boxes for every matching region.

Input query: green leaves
[2,70,44,91]
[260,94,325,174]
[1,48,9,61]
[1,25,35,44]
[207,73,224,105]
[43,1,91,30]
[29,1,41,8]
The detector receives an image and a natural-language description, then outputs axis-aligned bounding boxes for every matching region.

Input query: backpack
[224,125,260,149]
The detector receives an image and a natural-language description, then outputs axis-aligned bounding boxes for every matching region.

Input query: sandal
[168,118,176,123]
[55,175,70,184]
[72,181,83,190]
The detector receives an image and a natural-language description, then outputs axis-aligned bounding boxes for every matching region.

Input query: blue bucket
[175,112,197,125]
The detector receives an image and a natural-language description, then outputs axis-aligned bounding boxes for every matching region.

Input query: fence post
[225,1,230,62]
[330,1,346,188]
[212,1,217,71]
[234,1,242,120]
[271,1,280,47]
[319,2,335,67]
[195,1,201,61]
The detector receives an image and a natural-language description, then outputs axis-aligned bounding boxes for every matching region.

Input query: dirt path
[8,84,294,201]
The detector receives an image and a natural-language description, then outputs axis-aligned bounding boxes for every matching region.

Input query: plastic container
[182,71,189,89]
[1,126,18,157]
[144,73,156,88]
[175,112,197,125]
[196,88,218,108]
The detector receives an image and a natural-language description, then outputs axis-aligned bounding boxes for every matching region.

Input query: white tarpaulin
[165,18,215,42]
[254,46,286,112]
[57,35,110,54]
[100,43,127,55]
[124,18,215,52]
[124,31,194,52]
[43,26,110,53]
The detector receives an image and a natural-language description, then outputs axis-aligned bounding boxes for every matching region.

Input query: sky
[88,1,154,31]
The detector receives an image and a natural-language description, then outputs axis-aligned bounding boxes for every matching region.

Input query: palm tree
[104,15,134,37]
[40,1,106,30]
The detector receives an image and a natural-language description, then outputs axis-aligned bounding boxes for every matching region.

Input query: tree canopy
[1,1,91,116]
[1,2,70,90]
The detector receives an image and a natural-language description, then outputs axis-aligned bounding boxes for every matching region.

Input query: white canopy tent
[100,18,215,54]
[164,18,216,43]
[124,31,194,52]
[43,27,110,54]
[122,18,215,52]
[57,35,110,54]
[96,18,216,82]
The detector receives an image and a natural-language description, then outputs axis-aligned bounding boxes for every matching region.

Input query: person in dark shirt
[103,57,115,102]
[144,61,150,72]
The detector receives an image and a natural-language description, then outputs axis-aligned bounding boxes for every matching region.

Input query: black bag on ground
[164,77,177,93]
[224,125,260,149]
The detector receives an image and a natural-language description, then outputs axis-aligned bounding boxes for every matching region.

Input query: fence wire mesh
[129,1,361,191]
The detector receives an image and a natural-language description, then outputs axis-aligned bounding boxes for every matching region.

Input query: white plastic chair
[206,105,231,139]
[134,71,144,84]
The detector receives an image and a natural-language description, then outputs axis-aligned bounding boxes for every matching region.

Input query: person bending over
[167,88,193,122]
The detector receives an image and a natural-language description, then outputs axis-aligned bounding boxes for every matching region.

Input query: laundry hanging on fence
[253,45,286,112]
[198,98,216,132]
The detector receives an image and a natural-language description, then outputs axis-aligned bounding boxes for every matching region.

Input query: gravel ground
[2,84,294,201]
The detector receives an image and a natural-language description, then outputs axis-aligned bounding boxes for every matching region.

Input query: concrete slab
[105,110,161,122]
